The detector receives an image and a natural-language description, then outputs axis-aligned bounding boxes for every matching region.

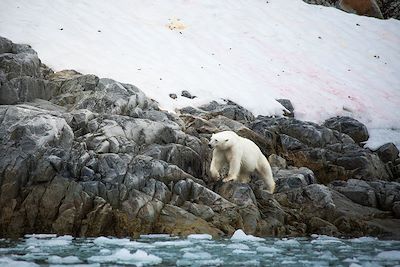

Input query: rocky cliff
[1,36,399,239]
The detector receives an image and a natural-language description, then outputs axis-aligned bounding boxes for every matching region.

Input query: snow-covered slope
[0,0,399,149]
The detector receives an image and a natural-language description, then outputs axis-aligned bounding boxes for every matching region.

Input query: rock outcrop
[1,36,399,239]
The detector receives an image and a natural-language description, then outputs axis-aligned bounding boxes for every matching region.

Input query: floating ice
[182,251,212,259]
[376,250,400,261]
[349,264,362,267]
[25,235,73,247]
[140,234,172,239]
[93,236,131,246]
[50,264,100,267]
[153,240,192,247]
[274,239,300,246]
[227,243,250,250]
[92,237,154,248]
[350,237,378,243]
[87,248,162,266]
[99,248,111,255]
[187,234,212,240]
[256,246,282,253]
[24,234,57,239]
[232,249,257,254]
[47,255,82,264]
[343,257,360,263]
[0,257,39,267]
[232,260,260,266]
[180,246,203,252]
[230,229,264,242]
[311,235,343,245]
[176,258,224,266]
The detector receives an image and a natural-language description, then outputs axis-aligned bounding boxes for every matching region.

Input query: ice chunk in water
[153,240,192,247]
[47,255,82,264]
[140,234,172,239]
[256,246,282,253]
[274,239,300,246]
[87,248,162,266]
[26,235,73,247]
[351,237,378,243]
[232,249,257,254]
[187,234,212,240]
[376,250,400,261]
[182,251,212,259]
[93,236,154,248]
[0,257,39,267]
[230,229,263,242]
[227,243,250,250]
[24,234,57,239]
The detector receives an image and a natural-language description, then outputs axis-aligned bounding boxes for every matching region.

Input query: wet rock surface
[1,37,399,239]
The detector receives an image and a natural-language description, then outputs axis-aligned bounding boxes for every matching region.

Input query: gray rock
[393,201,400,218]
[198,100,255,123]
[274,167,316,193]
[268,154,287,169]
[376,143,399,163]
[329,179,377,207]
[0,36,13,54]
[323,116,369,143]
[276,98,294,117]
[181,90,196,99]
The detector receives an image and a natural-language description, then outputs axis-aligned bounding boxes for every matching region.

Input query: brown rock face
[339,0,384,18]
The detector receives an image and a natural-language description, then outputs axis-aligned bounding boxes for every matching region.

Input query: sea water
[1,232,400,266]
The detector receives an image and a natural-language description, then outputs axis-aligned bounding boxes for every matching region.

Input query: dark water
[1,232,400,266]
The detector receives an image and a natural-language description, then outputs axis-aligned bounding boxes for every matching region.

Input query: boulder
[323,116,369,144]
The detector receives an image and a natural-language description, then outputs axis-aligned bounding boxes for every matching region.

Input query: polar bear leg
[256,159,275,194]
[223,156,241,182]
[210,150,224,179]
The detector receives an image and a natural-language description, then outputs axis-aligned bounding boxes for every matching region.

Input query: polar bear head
[208,131,238,150]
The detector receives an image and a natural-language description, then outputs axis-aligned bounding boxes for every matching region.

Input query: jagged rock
[329,179,377,207]
[323,116,369,144]
[181,90,196,99]
[276,98,294,117]
[393,202,400,218]
[378,0,400,20]
[268,154,287,169]
[274,167,316,193]
[376,142,399,163]
[197,100,255,123]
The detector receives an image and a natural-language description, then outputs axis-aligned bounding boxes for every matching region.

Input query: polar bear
[208,131,275,194]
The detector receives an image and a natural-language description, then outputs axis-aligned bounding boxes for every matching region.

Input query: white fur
[209,131,275,194]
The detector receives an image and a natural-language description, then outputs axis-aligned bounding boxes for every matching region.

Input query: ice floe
[187,234,212,240]
[87,248,162,266]
[47,255,82,264]
[256,246,282,253]
[153,240,192,247]
[376,250,400,261]
[230,229,264,242]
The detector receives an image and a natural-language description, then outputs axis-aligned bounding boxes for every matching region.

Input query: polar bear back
[234,136,266,172]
